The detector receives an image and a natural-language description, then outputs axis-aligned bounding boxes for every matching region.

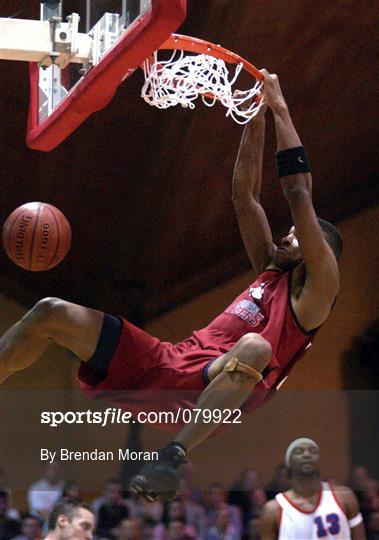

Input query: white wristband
[349,513,363,528]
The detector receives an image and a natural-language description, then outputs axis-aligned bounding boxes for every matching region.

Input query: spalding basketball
[2,202,71,271]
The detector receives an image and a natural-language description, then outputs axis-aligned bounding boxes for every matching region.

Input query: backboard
[26,0,186,151]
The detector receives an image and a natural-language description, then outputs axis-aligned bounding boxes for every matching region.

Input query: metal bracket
[38,13,81,69]
[90,13,122,66]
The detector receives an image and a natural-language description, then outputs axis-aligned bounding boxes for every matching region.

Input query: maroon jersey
[195,268,316,412]
[78,269,317,430]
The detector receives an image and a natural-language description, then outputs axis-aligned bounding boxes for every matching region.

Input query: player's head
[273,226,302,270]
[47,499,94,540]
[273,218,343,270]
[285,438,320,478]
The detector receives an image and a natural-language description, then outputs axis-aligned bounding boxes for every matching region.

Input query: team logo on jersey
[226,299,264,327]
[249,281,267,300]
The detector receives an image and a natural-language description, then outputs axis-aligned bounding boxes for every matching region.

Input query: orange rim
[158,33,264,81]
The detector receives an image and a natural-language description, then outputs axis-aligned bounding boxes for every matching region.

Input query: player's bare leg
[132,333,271,501]
[175,333,271,449]
[0,297,104,383]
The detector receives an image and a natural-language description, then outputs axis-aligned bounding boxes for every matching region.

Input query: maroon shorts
[77,319,223,430]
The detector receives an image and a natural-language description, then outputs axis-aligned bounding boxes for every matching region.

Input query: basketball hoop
[141,34,264,124]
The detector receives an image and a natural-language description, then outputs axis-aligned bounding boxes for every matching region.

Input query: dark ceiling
[0,0,378,322]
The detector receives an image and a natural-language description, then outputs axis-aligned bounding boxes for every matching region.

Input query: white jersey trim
[278,483,323,514]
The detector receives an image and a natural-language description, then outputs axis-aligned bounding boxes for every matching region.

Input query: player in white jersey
[261,438,366,539]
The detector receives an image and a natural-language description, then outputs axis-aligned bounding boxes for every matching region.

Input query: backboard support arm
[0,0,187,151]
[0,17,91,65]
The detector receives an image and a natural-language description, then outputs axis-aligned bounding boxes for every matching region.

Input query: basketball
[2,202,71,271]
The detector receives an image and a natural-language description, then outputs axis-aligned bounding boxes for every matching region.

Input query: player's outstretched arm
[232,104,275,275]
[262,69,339,330]
[260,500,280,540]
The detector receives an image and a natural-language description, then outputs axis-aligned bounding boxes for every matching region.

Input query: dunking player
[260,438,365,539]
[0,72,342,501]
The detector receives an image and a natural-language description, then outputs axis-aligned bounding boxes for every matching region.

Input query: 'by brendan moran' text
[41,448,158,463]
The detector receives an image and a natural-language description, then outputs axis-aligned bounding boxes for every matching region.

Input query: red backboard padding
[27,0,186,151]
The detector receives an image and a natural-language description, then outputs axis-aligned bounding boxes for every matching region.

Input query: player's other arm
[232,105,275,275]
[261,499,280,540]
[336,486,366,540]
[262,70,339,328]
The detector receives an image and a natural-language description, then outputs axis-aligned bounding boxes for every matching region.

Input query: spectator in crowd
[350,467,372,495]
[28,462,65,523]
[128,495,164,529]
[0,470,20,521]
[114,518,143,540]
[10,514,43,540]
[44,499,94,540]
[62,480,83,503]
[367,511,379,540]
[93,479,118,518]
[244,516,261,540]
[177,478,208,537]
[95,480,129,540]
[3,490,21,521]
[264,464,291,501]
[206,504,241,540]
[247,488,267,519]
[166,519,194,540]
[362,480,379,512]
[229,470,266,530]
[153,500,197,539]
[206,484,242,535]
[6,502,21,522]
[347,466,379,532]
[0,490,21,540]
[179,461,203,504]
[228,469,262,524]
[93,480,134,519]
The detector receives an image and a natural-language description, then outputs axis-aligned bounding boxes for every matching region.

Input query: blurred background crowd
[0,460,378,540]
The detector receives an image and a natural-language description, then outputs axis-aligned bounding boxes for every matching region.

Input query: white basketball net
[141,50,264,125]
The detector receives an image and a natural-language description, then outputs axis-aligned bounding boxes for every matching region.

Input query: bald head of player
[285,437,320,478]
[45,499,95,540]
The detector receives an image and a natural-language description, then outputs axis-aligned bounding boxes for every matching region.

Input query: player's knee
[27,297,67,327]
[235,333,272,372]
